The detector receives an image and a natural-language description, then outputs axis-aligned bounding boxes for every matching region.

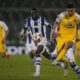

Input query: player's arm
[76,20,80,42]
[44,17,53,43]
[1,21,9,43]
[20,27,27,39]
[3,29,9,41]
[20,19,28,39]
[52,13,64,38]
[44,17,52,28]
[52,19,61,38]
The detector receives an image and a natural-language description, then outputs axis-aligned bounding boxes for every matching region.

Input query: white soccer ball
[32,33,42,42]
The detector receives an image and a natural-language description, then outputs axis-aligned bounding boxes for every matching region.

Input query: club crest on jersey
[68,22,72,27]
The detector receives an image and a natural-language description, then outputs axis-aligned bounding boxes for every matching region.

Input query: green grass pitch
[0,55,80,80]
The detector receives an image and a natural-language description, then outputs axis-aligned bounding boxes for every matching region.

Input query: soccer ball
[32,33,42,42]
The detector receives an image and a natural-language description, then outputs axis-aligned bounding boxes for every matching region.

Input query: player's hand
[2,37,6,44]
[20,33,27,40]
[76,38,80,42]
[52,32,61,37]
[20,34,24,39]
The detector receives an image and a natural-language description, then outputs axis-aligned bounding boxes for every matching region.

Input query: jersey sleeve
[0,21,8,31]
[22,19,28,33]
[56,12,65,23]
[44,17,49,26]
[24,19,28,28]
[75,13,80,25]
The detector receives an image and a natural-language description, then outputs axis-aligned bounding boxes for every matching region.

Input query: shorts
[25,40,37,54]
[57,36,75,52]
[37,37,47,46]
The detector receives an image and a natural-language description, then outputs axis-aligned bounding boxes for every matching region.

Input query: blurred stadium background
[0,0,79,55]
[0,0,80,80]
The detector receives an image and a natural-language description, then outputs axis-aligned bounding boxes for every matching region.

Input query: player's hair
[66,3,75,8]
[31,8,38,12]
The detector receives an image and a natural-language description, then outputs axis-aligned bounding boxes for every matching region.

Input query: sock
[60,62,68,70]
[36,65,40,73]
[51,48,57,60]
[35,57,41,73]
[34,45,43,73]
[66,48,74,62]
[70,63,80,75]
[57,49,67,61]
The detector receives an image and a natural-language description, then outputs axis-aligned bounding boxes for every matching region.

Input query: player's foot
[52,60,61,66]
[32,72,40,77]
[60,62,68,76]
[64,69,68,77]
[2,52,11,59]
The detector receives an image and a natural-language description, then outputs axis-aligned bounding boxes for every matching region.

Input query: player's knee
[31,49,37,54]
[64,41,73,49]
[37,45,43,52]
[35,45,44,56]
[69,62,75,66]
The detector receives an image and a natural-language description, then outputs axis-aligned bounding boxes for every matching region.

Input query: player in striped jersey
[20,8,52,63]
[20,8,52,77]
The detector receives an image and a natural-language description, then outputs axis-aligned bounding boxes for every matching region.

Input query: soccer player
[20,8,52,77]
[20,7,52,66]
[0,21,10,58]
[52,3,80,77]
[20,8,51,61]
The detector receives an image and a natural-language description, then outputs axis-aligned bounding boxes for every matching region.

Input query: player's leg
[66,48,80,78]
[60,61,68,76]
[0,44,11,59]
[56,41,74,61]
[25,41,37,62]
[51,38,69,76]
[36,37,52,60]
[70,62,80,78]
[76,41,80,55]
[42,46,52,60]
[52,39,66,65]
[56,34,75,61]
[32,44,51,77]
[32,45,43,77]
[2,51,11,59]
[52,41,73,66]
[30,41,37,59]
[51,47,68,76]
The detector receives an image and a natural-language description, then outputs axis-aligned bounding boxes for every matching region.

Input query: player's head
[66,3,75,16]
[31,8,39,20]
